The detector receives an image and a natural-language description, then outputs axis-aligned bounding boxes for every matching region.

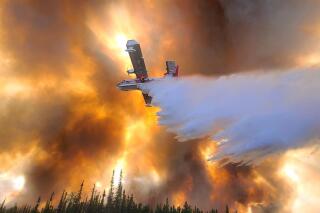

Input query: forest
[0,171,232,213]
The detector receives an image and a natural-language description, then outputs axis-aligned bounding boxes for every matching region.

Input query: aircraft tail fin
[165,61,179,77]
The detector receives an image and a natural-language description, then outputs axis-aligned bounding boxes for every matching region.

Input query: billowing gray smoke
[142,68,320,163]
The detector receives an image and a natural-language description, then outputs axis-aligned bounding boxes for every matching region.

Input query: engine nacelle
[127,69,135,75]
[125,47,136,53]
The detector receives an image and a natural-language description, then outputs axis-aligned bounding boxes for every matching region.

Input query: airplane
[117,40,179,106]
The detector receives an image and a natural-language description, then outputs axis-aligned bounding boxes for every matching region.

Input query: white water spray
[141,68,320,163]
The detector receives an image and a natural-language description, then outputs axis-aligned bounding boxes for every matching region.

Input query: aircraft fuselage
[117,78,154,91]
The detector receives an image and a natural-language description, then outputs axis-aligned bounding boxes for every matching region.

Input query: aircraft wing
[126,40,148,80]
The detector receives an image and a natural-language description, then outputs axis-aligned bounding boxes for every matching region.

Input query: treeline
[0,171,233,213]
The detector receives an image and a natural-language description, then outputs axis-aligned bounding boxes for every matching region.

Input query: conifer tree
[57,190,66,213]
[43,192,54,213]
[182,201,192,213]
[121,190,127,213]
[106,170,115,213]
[31,197,40,213]
[77,181,84,204]
[164,198,169,213]
[0,199,5,213]
[101,190,106,207]
[115,170,123,212]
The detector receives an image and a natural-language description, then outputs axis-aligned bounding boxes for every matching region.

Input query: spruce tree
[106,170,115,213]
[115,170,123,213]
[57,191,66,213]
[182,201,192,213]
[121,190,127,213]
[31,197,41,213]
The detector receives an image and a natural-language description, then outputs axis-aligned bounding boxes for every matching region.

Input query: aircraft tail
[165,61,179,77]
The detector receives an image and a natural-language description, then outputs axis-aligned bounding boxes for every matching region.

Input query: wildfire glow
[200,141,217,160]
[114,158,125,185]
[87,2,139,74]
[111,119,152,186]
[172,191,186,207]
[0,173,26,202]
[282,164,299,183]
[296,53,320,67]
[115,34,129,52]
[280,147,320,213]
[1,81,31,97]
[13,175,25,191]
[96,181,102,188]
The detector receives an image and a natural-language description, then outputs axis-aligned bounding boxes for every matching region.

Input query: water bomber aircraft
[117,40,179,107]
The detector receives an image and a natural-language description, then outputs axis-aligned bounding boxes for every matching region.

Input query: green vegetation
[0,171,232,213]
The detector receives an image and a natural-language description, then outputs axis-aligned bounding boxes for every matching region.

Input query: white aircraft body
[117,40,179,106]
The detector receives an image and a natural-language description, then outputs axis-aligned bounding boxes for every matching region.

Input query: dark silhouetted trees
[0,170,233,213]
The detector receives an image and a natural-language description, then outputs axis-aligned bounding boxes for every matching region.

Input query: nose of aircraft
[116,81,123,89]
[117,80,130,91]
